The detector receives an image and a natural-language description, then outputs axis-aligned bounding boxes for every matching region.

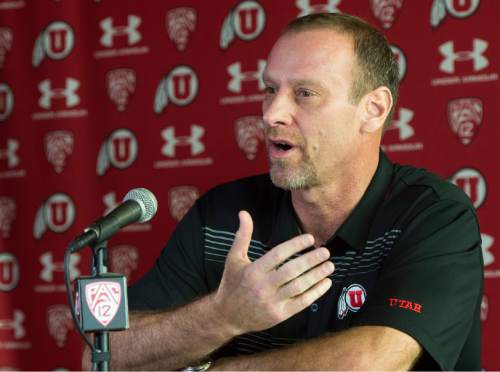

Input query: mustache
[265,127,305,145]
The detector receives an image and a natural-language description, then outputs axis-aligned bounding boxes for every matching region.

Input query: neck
[291,152,379,247]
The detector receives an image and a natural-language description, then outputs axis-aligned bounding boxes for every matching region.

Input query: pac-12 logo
[166,7,197,51]
[46,304,74,348]
[85,281,121,326]
[44,130,74,173]
[234,116,265,160]
[154,65,198,114]
[0,27,13,68]
[447,97,482,145]
[0,196,15,239]
[109,245,139,281]
[168,186,199,222]
[337,283,367,319]
[220,0,266,49]
[33,21,75,68]
[370,0,404,29]
[106,69,136,112]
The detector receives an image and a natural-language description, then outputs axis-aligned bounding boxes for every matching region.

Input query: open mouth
[274,142,293,151]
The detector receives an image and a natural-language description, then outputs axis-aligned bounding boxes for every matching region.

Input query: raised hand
[214,210,334,337]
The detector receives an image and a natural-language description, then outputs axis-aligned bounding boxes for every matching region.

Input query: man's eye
[297,89,313,97]
[264,86,276,94]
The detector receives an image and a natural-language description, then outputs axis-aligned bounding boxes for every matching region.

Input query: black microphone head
[123,188,158,222]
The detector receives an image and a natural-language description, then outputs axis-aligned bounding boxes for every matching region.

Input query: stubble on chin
[268,156,319,190]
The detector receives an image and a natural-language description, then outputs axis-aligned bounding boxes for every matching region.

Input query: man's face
[262,29,362,190]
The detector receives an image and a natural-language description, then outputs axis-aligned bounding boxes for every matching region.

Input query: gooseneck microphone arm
[68,188,158,253]
[69,200,144,253]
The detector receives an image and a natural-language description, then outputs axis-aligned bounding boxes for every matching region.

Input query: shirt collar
[267,151,394,253]
[331,151,394,252]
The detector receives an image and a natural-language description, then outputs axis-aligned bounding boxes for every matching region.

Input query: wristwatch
[182,359,212,371]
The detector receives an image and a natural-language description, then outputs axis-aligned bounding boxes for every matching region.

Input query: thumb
[228,210,253,263]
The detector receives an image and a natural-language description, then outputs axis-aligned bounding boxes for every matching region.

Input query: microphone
[68,188,158,253]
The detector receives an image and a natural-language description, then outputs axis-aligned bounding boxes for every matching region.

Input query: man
[93,12,482,370]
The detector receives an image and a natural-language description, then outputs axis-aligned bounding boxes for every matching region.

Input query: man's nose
[262,91,294,127]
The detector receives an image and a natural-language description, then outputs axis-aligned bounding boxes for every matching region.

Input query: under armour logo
[38,78,80,109]
[0,309,25,339]
[227,60,266,93]
[481,233,494,266]
[0,27,13,68]
[32,21,74,67]
[40,251,80,283]
[0,82,14,122]
[389,108,414,140]
[296,0,341,16]
[161,125,205,157]
[100,15,142,47]
[0,252,19,291]
[154,65,199,114]
[0,138,19,168]
[439,38,488,74]
[431,0,480,27]
[220,0,265,49]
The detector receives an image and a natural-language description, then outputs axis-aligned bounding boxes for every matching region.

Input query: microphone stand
[66,238,129,372]
[91,240,110,372]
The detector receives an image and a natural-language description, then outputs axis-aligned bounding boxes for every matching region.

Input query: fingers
[227,210,254,263]
[256,233,315,272]
[271,247,331,287]
[277,260,334,299]
[284,277,333,316]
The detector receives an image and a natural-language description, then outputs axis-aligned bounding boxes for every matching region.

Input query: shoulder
[390,163,474,211]
[371,162,479,249]
[382,163,480,253]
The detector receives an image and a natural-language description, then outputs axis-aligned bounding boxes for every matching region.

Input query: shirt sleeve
[127,200,209,311]
[351,199,483,371]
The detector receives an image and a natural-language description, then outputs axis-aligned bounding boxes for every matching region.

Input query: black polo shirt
[129,152,483,371]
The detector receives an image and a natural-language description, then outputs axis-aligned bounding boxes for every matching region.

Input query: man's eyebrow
[262,74,326,89]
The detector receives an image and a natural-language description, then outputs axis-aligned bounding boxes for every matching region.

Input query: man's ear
[360,86,393,134]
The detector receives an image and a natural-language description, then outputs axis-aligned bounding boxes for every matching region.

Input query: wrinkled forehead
[264,29,357,84]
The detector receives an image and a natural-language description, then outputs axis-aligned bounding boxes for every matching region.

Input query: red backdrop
[0,0,498,370]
